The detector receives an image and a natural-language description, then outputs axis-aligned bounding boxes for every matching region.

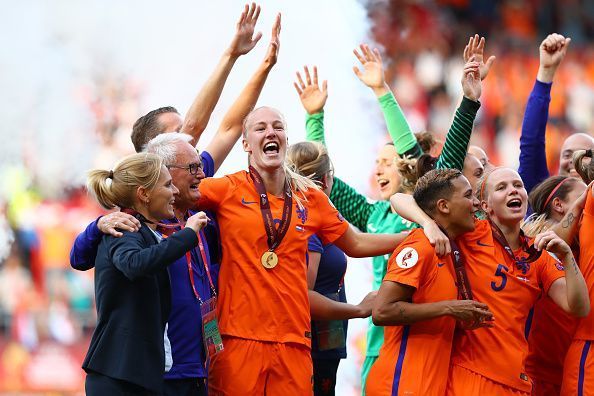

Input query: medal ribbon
[489,220,541,270]
[249,166,293,252]
[437,224,474,300]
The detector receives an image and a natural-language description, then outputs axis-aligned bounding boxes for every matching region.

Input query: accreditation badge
[313,292,346,351]
[200,296,224,359]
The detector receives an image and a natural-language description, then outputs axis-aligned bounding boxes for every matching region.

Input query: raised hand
[186,211,209,233]
[294,66,328,115]
[463,34,495,81]
[537,33,571,83]
[262,12,281,69]
[227,3,263,57]
[461,57,481,101]
[353,44,388,95]
[98,212,141,237]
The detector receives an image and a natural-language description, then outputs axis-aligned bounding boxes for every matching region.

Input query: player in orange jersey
[521,175,587,396]
[198,106,406,395]
[367,169,493,396]
[561,150,594,396]
[392,167,589,395]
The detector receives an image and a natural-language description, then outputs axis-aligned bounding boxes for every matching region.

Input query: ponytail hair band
[542,177,572,212]
[108,170,114,179]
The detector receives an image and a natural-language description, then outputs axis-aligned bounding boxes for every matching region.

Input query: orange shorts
[208,336,313,396]
[446,365,530,396]
[531,377,560,396]
[561,339,594,396]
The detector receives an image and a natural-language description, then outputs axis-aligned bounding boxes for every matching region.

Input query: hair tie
[542,177,572,212]
[108,170,114,179]
[586,149,593,158]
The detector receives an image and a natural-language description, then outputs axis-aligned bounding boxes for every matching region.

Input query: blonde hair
[87,153,164,210]
[573,149,594,184]
[286,141,331,186]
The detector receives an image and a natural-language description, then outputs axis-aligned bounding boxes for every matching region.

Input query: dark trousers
[85,372,160,396]
[164,377,208,396]
[313,358,341,396]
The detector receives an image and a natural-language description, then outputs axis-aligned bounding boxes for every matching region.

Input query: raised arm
[435,37,486,170]
[182,3,263,146]
[353,44,421,157]
[519,33,571,192]
[205,12,281,172]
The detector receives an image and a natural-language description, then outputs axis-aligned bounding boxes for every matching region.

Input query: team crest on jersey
[396,247,419,269]
[555,262,565,271]
[296,206,308,224]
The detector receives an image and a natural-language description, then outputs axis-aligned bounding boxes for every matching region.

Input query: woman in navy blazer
[82,153,208,395]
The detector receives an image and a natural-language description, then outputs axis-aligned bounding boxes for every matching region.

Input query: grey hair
[145,132,194,165]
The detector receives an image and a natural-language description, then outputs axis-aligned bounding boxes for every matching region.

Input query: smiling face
[145,166,179,221]
[447,176,479,235]
[375,144,401,200]
[242,107,287,172]
[559,133,594,177]
[167,141,205,211]
[481,168,528,226]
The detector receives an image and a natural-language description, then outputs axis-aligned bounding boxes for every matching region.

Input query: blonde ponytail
[87,153,163,210]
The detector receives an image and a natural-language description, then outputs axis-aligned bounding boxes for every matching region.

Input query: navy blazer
[82,223,198,393]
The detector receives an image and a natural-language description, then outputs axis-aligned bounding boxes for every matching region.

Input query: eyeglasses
[167,162,204,175]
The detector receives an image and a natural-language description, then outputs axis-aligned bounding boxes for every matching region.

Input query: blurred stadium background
[1,0,593,394]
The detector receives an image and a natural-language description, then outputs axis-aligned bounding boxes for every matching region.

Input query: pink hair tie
[542,177,573,212]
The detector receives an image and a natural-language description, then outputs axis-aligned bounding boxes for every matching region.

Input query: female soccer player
[287,141,406,395]
[521,175,587,395]
[198,106,404,395]
[561,150,594,395]
[391,166,589,395]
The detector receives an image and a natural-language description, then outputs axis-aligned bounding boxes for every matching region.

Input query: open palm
[228,3,262,57]
[294,66,328,114]
[353,44,385,89]
[463,34,495,81]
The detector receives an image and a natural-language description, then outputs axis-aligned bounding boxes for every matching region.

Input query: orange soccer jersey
[450,219,566,393]
[366,229,457,396]
[197,170,349,347]
[562,186,594,396]
[525,294,578,391]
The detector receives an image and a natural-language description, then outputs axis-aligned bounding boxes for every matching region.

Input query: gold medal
[261,251,278,269]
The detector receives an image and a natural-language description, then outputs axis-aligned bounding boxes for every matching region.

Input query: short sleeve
[200,151,215,178]
[308,234,324,254]
[310,190,349,245]
[384,231,433,290]
[537,251,566,294]
[198,176,232,211]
